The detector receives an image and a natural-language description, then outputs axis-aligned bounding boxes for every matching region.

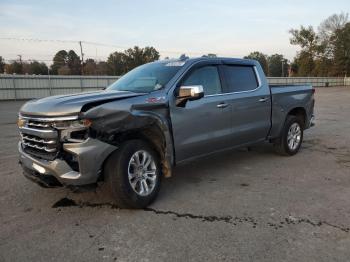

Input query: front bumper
[18,138,116,186]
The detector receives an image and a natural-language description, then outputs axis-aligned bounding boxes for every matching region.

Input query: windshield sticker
[154,83,163,90]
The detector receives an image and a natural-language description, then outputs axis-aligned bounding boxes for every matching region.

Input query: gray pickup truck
[18,57,315,208]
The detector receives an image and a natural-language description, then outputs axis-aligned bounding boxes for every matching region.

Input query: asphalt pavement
[0,87,350,261]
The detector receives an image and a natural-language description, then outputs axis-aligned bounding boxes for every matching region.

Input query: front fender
[82,100,174,177]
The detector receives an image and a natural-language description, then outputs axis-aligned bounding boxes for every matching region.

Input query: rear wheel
[104,140,161,208]
[274,115,304,156]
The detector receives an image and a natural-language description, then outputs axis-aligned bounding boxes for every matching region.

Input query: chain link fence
[0,74,349,100]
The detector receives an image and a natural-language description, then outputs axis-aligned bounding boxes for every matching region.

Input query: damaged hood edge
[20,90,146,117]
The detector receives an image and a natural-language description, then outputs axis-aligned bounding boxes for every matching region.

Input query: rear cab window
[222,65,259,93]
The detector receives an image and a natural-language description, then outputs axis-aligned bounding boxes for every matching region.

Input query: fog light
[32,163,46,174]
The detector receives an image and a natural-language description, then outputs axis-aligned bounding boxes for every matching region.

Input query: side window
[182,66,222,95]
[222,65,259,92]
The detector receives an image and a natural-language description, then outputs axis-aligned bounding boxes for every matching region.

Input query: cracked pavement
[1,87,350,261]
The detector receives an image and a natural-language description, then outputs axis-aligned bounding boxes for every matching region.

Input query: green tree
[107,46,160,75]
[57,65,71,75]
[23,61,48,75]
[332,23,350,76]
[143,46,160,62]
[289,13,349,76]
[96,61,110,75]
[313,57,333,76]
[123,46,160,72]
[51,50,68,74]
[289,26,320,76]
[67,50,81,75]
[289,26,319,51]
[107,51,127,75]
[244,51,269,75]
[51,50,81,75]
[5,61,23,74]
[32,61,48,75]
[84,59,97,75]
[267,54,289,77]
[0,56,5,73]
[289,62,298,77]
[293,51,315,77]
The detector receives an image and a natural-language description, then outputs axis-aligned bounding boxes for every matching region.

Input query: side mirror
[177,85,204,101]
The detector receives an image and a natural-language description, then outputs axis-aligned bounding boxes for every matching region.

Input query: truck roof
[156,57,258,66]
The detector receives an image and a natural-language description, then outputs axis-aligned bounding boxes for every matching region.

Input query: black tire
[104,139,161,209]
[274,115,304,156]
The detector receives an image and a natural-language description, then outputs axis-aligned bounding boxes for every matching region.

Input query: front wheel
[104,140,161,208]
[274,115,304,156]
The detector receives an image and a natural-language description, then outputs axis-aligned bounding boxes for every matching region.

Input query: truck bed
[268,84,314,138]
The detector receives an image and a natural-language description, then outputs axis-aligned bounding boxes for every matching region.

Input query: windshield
[107,61,184,93]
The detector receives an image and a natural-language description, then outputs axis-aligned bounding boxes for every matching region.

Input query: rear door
[220,64,271,145]
[170,64,232,162]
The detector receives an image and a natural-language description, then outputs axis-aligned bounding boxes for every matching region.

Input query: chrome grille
[21,134,56,145]
[27,120,51,129]
[19,117,59,159]
[21,134,57,152]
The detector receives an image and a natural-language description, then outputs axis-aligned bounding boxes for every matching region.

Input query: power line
[4,58,52,62]
[3,57,109,63]
[3,54,110,59]
[82,40,128,50]
[0,37,243,57]
[0,37,77,43]
[81,41,197,55]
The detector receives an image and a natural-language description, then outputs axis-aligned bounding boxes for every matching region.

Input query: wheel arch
[287,107,307,128]
[97,112,174,179]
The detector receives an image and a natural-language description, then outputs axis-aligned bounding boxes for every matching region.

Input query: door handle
[217,103,229,108]
[258,97,268,102]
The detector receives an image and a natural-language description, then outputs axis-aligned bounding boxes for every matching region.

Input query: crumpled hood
[20,90,145,117]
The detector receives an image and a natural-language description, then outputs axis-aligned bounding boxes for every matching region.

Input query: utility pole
[79,41,84,75]
[17,54,23,74]
[47,64,52,95]
[281,60,284,77]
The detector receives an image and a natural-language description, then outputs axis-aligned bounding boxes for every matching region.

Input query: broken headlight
[53,119,92,129]
[55,119,92,143]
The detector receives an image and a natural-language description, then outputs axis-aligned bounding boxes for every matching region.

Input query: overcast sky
[0,0,349,63]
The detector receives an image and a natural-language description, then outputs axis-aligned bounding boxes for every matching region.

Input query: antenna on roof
[179,54,189,60]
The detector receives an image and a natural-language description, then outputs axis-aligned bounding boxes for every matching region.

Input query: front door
[170,65,232,162]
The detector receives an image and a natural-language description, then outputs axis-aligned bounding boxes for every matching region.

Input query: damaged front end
[83,97,175,178]
[17,86,176,189]
[18,114,116,187]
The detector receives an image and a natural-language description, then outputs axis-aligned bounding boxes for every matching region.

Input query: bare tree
[318,12,348,41]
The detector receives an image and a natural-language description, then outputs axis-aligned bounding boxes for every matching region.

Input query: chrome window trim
[254,66,262,88]
[204,66,262,98]
[18,115,79,122]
